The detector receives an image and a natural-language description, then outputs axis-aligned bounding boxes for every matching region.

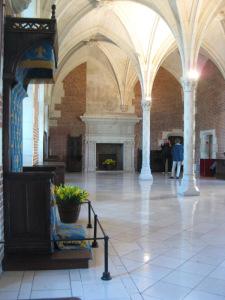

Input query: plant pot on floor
[57,203,81,223]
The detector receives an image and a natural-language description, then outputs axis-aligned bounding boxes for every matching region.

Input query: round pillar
[179,78,200,196]
[139,97,153,181]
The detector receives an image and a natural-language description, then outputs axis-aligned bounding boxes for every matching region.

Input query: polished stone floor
[1,173,225,299]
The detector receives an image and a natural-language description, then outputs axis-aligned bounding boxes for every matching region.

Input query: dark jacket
[161,143,171,159]
[172,143,183,161]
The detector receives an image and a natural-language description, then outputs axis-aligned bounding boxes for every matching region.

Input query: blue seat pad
[54,223,86,241]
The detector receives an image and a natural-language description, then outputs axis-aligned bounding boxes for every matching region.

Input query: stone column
[179,78,200,196]
[124,141,135,172]
[84,140,96,172]
[139,97,153,180]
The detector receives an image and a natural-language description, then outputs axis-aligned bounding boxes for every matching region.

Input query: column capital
[181,77,198,92]
[141,98,152,111]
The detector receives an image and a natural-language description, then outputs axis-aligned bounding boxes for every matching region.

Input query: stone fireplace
[81,114,140,172]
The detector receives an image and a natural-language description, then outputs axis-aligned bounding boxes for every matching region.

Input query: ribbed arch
[39,0,225,97]
[58,27,143,88]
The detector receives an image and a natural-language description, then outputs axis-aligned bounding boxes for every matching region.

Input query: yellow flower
[102,159,116,165]
[54,185,89,205]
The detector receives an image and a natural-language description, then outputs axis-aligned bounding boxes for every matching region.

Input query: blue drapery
[19,41,55,70]
[10,68,27,172]
[10,41,55,172]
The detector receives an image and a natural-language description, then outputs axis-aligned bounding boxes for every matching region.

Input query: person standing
[170,138,183,179]
[161,139,172,174]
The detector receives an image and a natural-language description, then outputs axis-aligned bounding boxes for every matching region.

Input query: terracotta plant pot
[57,203,81,223]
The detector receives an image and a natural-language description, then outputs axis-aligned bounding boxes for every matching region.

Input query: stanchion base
[91,241,98,248]
[101,272,112,281]
[87,224,93,228]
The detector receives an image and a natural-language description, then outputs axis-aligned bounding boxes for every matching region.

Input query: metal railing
[55,200,112,281]
[85,200,111,280]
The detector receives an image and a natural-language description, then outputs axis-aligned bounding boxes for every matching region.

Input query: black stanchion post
[87,201,92,228]
[92,214,98,248]
[101,235,112,280]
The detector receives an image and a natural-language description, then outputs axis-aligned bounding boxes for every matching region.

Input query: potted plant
[102,158,116,170]
[54,185,89,223]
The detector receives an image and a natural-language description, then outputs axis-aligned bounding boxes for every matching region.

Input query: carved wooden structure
[2,7,90,270]
[3,6,58,173]
[67,135,82,172]
[23,162,65,186]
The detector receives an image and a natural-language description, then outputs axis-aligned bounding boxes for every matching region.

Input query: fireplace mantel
[81,114,141,172]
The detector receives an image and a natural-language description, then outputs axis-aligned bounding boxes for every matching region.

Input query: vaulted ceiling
[39,0,225,105]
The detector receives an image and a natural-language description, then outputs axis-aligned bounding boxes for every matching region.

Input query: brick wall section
[33,85,39,165]
[49,63,86,161]
[151,67,183,149]
[196,60,225,162]
[133,67,183,170]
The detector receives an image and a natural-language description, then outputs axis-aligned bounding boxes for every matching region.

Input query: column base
[139,167,153,181]
[178,175,200,196]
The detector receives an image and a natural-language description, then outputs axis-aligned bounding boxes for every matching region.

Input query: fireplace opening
[96,143,123,170]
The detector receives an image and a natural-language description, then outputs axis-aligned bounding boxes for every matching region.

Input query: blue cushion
[54,224,86,241]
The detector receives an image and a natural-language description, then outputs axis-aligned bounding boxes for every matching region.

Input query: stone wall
[49,63,86,161]
[49,60,225,171]
[134,67,183,150]
[133,67,183,167]
[133,81,142,170]
[151,67,183,149]
[196,60,225,162]
[86,60,121,114]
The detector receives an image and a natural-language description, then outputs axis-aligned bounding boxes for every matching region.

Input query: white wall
[23,85,34,166]
[21,0,36,17]
[38,84,44,164]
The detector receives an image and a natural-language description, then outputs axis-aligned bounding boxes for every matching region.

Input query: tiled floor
[1,173,225,299]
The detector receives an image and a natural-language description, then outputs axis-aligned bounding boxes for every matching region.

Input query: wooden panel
[23,164,65,186]
[4,172,53,254]
[66,135,82,172]
[216,159,225,180]
[3,249,91,270]
[137,149,165,172]
[200,159,215,177]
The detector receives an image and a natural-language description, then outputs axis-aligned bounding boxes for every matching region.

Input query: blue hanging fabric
[10,68,27,172]
[19,41,55,80]
[19,41,54,69]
